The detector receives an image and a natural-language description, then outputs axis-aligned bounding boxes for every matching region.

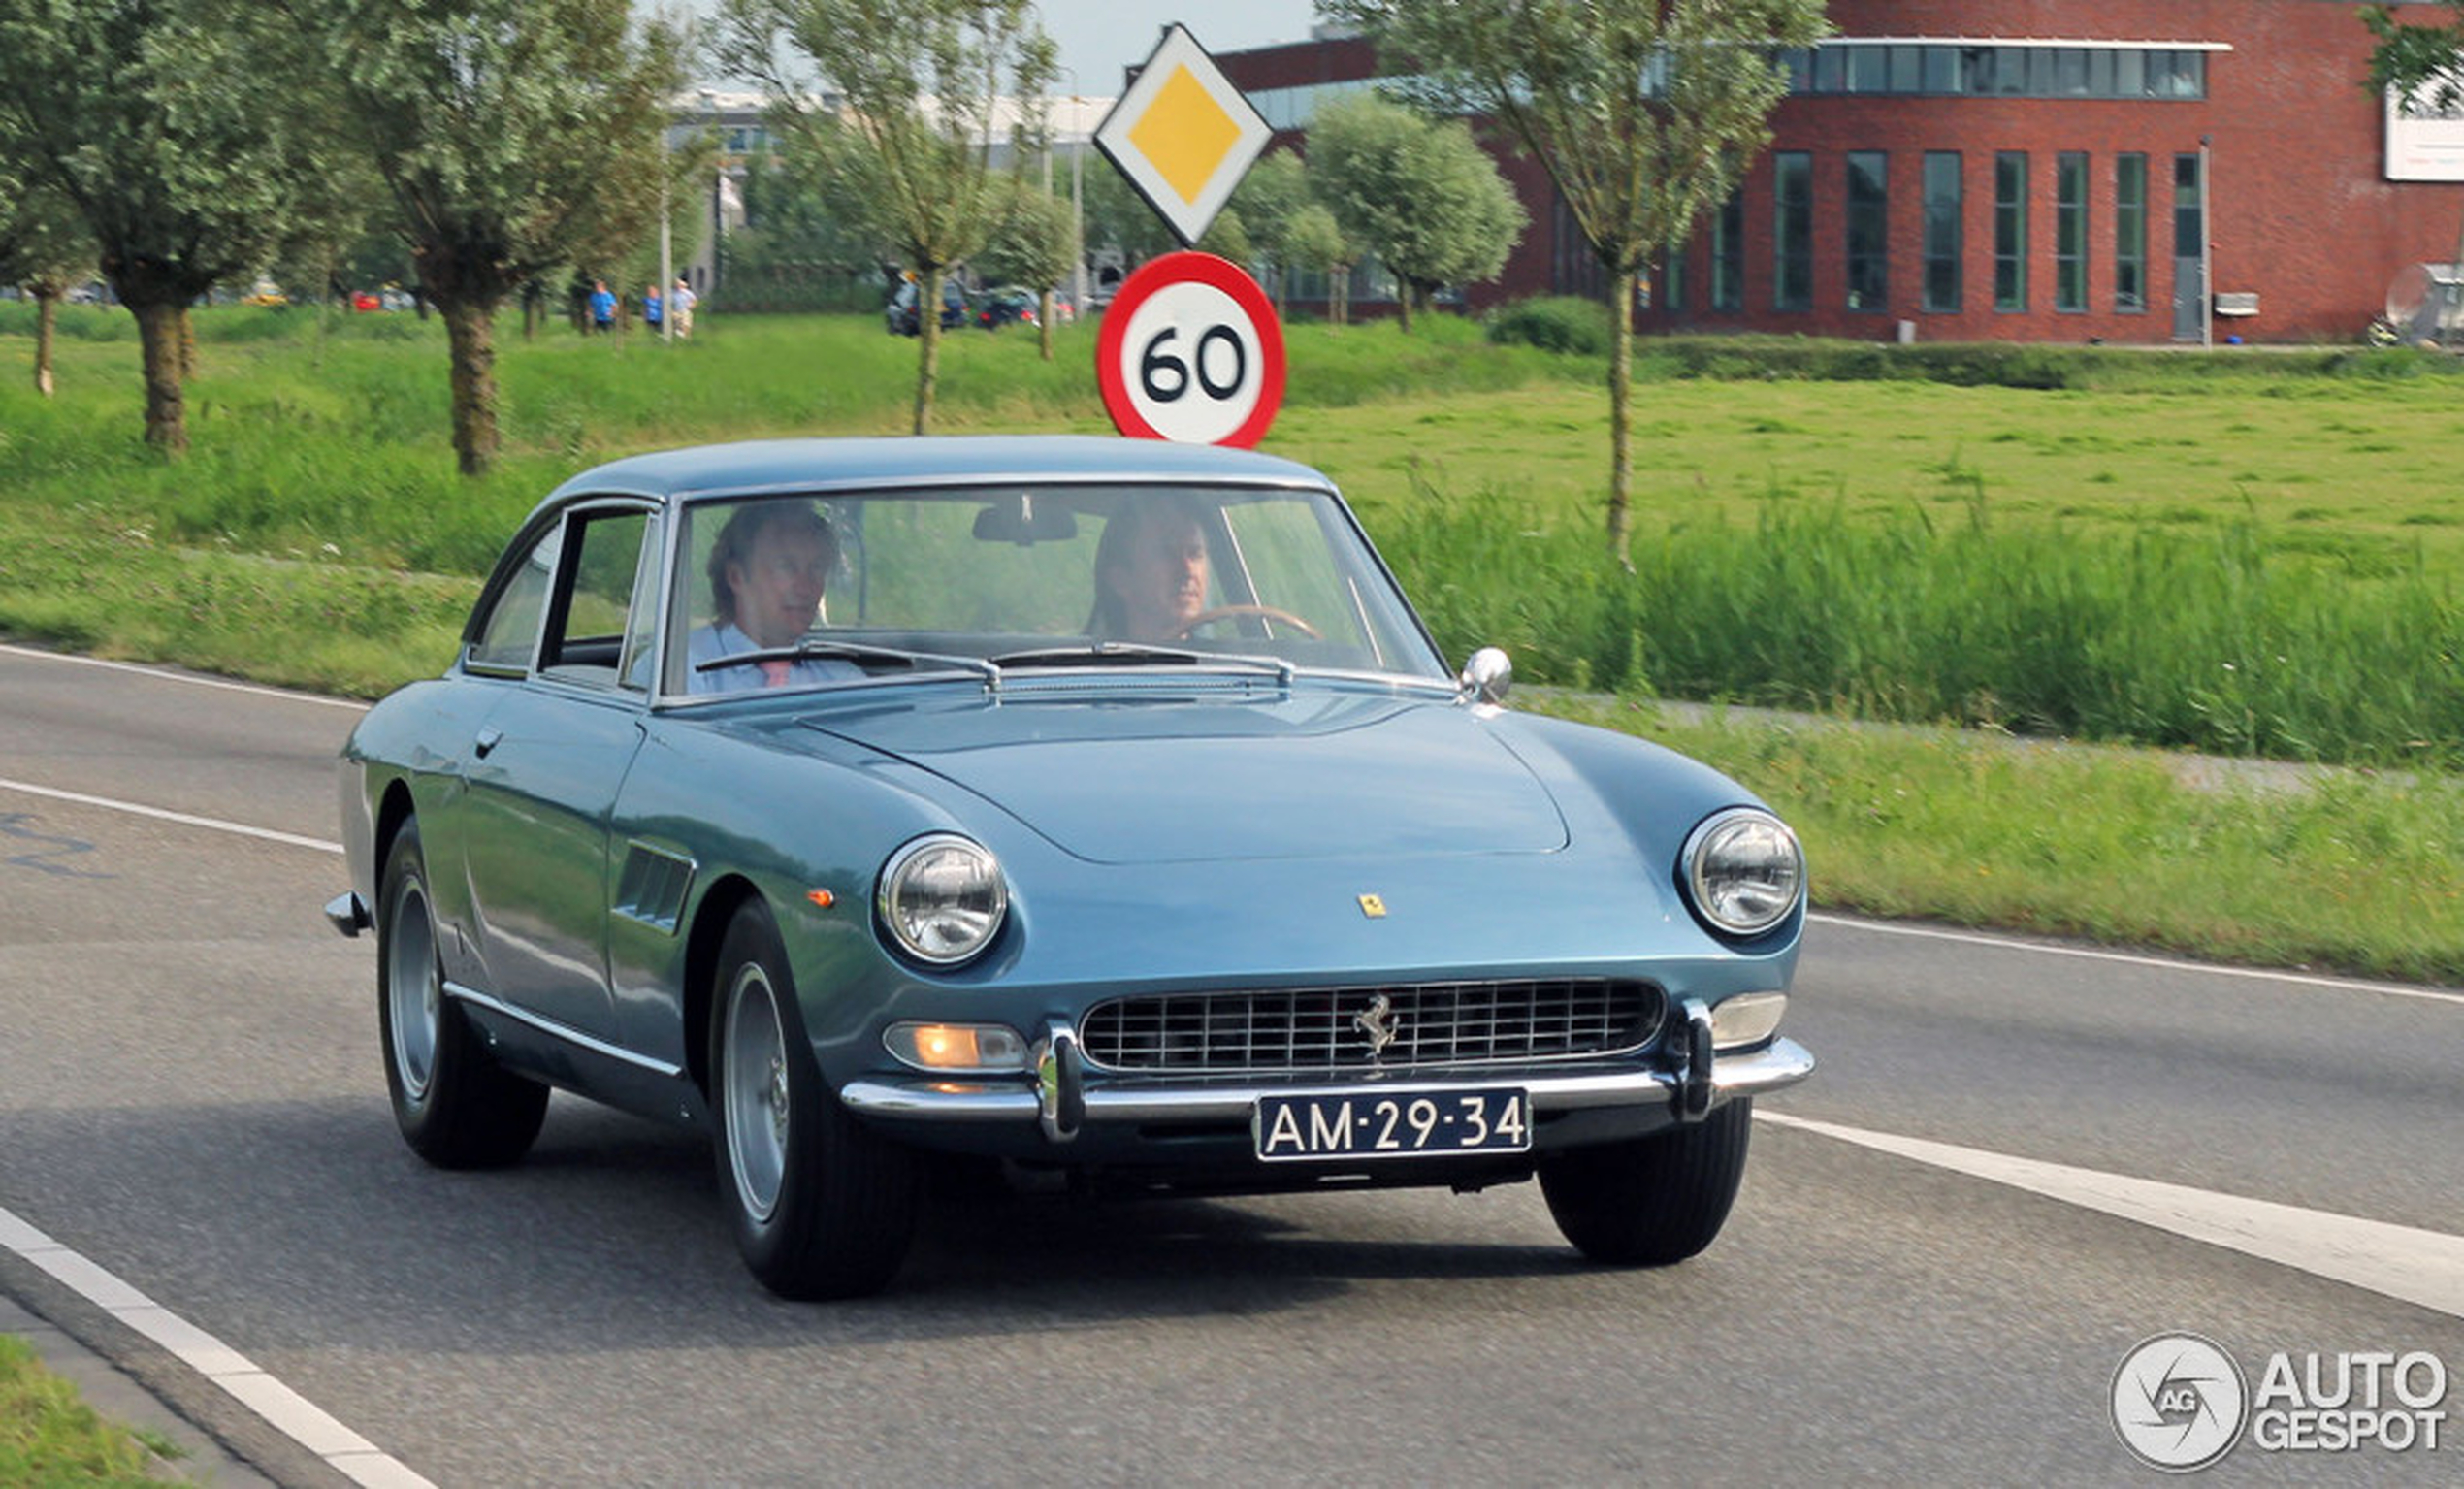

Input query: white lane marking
[0,776,342,855]
[0,641,369,712]
[1808,911,2464,1007]
[1759,1110,2464,1321]
[0,1203,436,1489]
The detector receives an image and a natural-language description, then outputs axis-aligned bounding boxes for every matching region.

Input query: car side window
[540,508,653,687]
[469,531,556,672]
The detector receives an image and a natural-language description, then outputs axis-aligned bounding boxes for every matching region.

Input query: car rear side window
[470,531,556,673]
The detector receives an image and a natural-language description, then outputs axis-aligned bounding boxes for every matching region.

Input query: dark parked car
[975,285,1039,330]
[885,278,967,336]
[326,436,1812,1299]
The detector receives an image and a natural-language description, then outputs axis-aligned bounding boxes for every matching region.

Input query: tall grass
[1381,475,2463,769]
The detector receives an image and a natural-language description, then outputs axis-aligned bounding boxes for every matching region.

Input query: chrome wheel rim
[722,963,791,1223]
[384,875,440,1102]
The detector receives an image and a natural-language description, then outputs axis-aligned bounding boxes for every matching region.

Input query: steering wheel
[1175,604,1322,640]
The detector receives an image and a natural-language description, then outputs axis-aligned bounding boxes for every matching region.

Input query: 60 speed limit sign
[1096,251,1285,447]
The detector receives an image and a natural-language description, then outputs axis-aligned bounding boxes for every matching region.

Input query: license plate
[1253,1088,1531,1163]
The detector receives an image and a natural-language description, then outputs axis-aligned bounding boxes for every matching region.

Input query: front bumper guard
[840,1022,1814,1143]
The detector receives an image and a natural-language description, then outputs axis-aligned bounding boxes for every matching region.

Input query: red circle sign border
[1095,250,1286,448]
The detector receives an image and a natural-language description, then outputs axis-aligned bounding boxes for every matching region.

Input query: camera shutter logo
[2112,1333,2250,1472]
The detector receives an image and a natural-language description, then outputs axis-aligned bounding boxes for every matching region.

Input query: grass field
[0,301,2456,983]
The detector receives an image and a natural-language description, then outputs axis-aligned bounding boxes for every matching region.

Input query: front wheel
[710,902,917,1300]
[376,820,548,1168]
[1539,1098,1753,1266]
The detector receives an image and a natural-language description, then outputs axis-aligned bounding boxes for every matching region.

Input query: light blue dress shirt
[684,623,863,695]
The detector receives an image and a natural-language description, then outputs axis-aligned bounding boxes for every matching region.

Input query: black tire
[710,902,917,1300]
[1539,1098,1753,1266]
[376,820,549,1168]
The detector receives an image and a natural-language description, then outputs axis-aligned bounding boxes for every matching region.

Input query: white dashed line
[1760,1111,2464,1321]
[0,1204,436,1489]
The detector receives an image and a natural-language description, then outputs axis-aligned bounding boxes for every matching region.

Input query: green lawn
[0,303,2456,983]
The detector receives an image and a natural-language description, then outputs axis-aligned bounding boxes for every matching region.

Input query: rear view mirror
[972,493,1078,545]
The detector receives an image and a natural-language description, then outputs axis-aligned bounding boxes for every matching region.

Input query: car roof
[544,436,1335,506]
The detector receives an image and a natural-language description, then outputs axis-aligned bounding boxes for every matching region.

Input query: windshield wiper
[988,641,1293,684]
[697,638,999,685]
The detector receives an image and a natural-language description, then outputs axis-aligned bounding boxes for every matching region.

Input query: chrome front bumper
[839,1028,1815,1144]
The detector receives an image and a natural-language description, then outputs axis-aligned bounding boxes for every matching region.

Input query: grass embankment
[0,304,2456,983]
[0,1334,180,1486]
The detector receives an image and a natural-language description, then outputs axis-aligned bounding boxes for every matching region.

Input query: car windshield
[663,483,1446,697]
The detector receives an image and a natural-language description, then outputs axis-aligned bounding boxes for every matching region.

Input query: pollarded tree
[0,0,338,451]
[722,0,1054,434]
[1306,91,1525,334]
[1324,0,1830,562]
[1282,202,1359,326]
[0,161,93,398]
[295,0,686,475]
[976,185,1076,361]
[1231,148,1311,316]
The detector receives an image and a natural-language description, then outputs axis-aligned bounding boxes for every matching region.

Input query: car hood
[805,687,1568,865]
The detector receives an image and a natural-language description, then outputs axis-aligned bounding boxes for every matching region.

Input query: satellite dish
[2384,263,2464,342]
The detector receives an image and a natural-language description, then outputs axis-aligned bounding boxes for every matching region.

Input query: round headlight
[877,834,1008,966]
[1681,808,1804,938]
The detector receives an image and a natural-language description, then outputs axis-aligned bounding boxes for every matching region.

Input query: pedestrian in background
[644,283,664,334]
[671,276,697,339]
[588,279,616,334]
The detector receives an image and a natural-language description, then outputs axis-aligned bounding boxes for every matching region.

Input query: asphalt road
[2,641,2458,1487]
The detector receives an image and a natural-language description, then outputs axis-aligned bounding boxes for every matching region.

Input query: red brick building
[1216,4,2464,343]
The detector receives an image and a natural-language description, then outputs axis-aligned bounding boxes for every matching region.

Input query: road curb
[0,1251,331,1488]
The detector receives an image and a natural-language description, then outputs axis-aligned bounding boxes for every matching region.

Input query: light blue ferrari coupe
[327,436,1811,1299]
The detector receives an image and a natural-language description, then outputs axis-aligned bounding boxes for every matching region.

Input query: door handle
[473,724,503,759]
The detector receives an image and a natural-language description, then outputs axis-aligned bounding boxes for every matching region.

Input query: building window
[2055,151,2088,311]
[1845,151,1888,311]
[2115,153,2147,312]
[1994,152,2027,310]
[1711,191,1744,311]
[1782,42,2209,101]
[1661,246,1685,313]
[1774,151,1812,311]
[1923,152,1961,313]
[2174,152,2203,261]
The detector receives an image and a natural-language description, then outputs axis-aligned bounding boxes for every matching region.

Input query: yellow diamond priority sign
[1094,25,1273,248]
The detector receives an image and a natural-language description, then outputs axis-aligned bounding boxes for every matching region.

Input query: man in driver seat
[1088,502,1212,642]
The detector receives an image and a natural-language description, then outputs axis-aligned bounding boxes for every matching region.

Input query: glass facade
[1781,44,2208,100]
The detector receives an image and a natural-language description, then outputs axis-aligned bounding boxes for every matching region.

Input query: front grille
[1080,980,1663,1074]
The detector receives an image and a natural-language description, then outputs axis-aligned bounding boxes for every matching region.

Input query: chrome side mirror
[1458,646,1511,705]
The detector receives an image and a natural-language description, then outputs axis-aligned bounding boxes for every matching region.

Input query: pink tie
[759,660,791,687]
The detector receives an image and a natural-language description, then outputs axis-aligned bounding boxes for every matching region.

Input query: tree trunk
[1038,287,1055,362]
[34,290,58,398]
[132,300,188,453]
[913,266,945,435]
[441,298,501,477]
[1396,282,1414,335]
[1605,268,1635,567]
